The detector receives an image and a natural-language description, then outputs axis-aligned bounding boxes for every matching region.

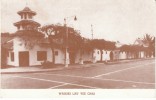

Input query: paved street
[1,59,155,89]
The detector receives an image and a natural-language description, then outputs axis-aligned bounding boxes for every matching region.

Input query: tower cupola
[14,7,40,31]
[17,7,36,20]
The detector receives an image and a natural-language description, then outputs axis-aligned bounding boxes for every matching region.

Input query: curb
[1,67,65,74]
[1,58,154,74]
[1,64,87,74]
[106,58,154,65]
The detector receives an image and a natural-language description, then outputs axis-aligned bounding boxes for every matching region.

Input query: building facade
[4,7,150,67]
[6,7,69,67]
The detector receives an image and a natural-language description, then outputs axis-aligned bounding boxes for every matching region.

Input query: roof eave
[17,11,36,16]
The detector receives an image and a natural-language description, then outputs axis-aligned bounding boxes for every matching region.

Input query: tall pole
[91,24,94,63]
[64,16,77,67]
[64,18,68,67]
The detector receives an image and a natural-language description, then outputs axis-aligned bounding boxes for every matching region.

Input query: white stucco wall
[7,50,19,66]
[75,50,93,63]
[90,49,112,62]
[7,38,20,66]
[75,51,81,64]
[102,50,111,61]
[29,45,52,66]
[93,49,101,62]
[74,49,112,63]
[54,49,67,64]
[7,37,67,67]
[113,50,120,60]
[140,51,145,58]
[75,49,112,63]
[119,52,127,59]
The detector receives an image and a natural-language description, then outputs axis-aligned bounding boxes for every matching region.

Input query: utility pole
[91,24,94,63]
[64,18,68,67]
[64,16,77,67]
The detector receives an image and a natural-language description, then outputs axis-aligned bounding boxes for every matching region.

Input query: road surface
[1,59,155,89]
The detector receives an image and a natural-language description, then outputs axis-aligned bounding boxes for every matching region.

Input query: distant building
[133,38,147,58]
[133,38,148,47]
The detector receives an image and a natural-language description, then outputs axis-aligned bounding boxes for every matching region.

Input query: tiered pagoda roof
[14,6,41,31]
[17,7,36,15]
[14,20,40,27]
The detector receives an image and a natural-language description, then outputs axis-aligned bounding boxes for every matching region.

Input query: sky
[1,0,156,44]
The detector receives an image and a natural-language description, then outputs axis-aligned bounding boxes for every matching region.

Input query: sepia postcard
[1,0,156,99]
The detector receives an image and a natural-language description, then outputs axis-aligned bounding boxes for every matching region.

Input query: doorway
[69,51,76,64]
[19,51,29,67]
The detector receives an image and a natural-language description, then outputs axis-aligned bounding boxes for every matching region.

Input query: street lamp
[64,16,77,67]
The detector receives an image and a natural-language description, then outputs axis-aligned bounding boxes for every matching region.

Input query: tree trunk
[49,36,55,64]
[51,47,55,64]
[69,51,76,64]
[79,49,84,64]
[100,49,103,62]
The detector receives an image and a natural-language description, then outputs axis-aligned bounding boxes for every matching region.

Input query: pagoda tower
[14,7,40,31]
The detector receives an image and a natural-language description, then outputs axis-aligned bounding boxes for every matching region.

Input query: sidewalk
[106,58,154,65]
[1,64,86,74]
[1,58,154,74]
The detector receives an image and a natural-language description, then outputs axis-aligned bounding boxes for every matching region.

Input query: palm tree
[143,34,155,57]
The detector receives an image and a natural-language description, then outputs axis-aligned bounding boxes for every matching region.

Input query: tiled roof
[14,20,40,27]
[14,30,44,37]
[17,7,36,15]
[23,7,31,11]
[134,38,149,47]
